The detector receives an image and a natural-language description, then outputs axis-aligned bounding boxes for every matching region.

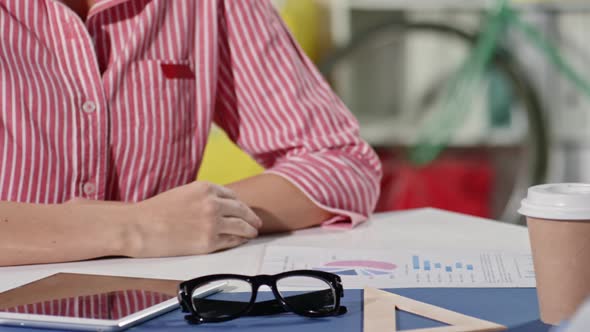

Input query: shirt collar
[87,0,134,20]
[50,0,132,15]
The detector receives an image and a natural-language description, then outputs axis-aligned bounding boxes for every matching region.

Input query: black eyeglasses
[177,270,347,324]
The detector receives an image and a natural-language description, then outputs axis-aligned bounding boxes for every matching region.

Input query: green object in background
[488,69,513,128]
[509,9,590,99]
[409,0,590,165]
[409,0,510,165]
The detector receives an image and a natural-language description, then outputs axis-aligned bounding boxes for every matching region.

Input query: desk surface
[0,208,531,292]
[0,288,548,332]
[0,208,548,331]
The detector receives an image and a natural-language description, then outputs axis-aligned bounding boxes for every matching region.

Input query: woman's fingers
[218,198,262,229]
[215,234,249,251]
[209,183,238,200]
[218,217,259,238]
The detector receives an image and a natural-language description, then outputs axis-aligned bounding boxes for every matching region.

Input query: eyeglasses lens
[276,276,336,315]
[191,279,252,319]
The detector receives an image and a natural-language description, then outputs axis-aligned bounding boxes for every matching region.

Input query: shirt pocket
[123,59,197,144]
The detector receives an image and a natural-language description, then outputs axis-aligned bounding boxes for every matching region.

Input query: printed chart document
[259,245,535,288]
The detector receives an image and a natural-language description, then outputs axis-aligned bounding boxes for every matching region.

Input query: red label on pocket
[160,63,195,79]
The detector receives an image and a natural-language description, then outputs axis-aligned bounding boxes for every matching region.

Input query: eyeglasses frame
[177,269,346,324]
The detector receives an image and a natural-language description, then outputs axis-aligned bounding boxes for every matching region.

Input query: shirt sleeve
[213,0,382,228]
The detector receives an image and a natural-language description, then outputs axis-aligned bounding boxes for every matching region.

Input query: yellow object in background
[197,127,264,185]
[197,0,321,184]
[279,0,322,62]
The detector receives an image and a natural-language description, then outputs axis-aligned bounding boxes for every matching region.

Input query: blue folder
[3,288,551,332]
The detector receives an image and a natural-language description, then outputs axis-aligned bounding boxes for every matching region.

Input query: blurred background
[198,0,590,224]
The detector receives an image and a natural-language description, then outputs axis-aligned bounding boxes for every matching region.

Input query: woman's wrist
[63,199,143,258]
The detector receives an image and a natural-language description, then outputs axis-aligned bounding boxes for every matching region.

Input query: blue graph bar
[412,256,420,270]
[415,257,472,272]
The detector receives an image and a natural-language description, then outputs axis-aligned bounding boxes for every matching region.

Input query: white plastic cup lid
[519,183,590,220]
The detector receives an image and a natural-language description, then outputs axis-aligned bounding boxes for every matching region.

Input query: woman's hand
[127,182,262,257]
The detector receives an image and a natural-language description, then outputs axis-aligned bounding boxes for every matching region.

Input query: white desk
[0,208,531,293]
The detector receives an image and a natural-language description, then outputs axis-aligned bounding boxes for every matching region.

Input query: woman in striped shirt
[0,0,382,266]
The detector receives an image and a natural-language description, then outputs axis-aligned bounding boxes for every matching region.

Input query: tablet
[0,273,181,331]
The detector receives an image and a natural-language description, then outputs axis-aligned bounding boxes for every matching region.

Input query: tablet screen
[0,273,179,321]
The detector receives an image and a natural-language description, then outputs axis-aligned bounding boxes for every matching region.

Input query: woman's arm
[227,173,333,233]
[0,182,262,267]
[0,200,133,266]
[214,0,382,229]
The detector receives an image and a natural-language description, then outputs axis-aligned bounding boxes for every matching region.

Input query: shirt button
[83,183,96,195]
[82,101,97,113]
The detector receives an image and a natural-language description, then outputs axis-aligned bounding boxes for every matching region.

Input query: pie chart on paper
[314,260,397,276]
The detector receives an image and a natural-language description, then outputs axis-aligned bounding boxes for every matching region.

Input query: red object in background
[376,150,494,218]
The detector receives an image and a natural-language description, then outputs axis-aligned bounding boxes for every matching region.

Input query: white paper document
[259,245,535,288]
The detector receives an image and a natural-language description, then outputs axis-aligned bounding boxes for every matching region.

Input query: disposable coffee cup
[518,183,590,325]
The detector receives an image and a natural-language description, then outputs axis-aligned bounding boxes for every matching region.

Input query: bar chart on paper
[315,259,397,276]
[260,246,535,288]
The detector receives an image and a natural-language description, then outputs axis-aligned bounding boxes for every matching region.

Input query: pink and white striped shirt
[0,0,381,226]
